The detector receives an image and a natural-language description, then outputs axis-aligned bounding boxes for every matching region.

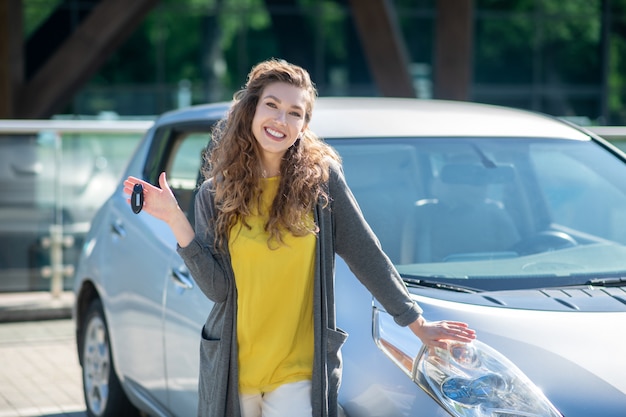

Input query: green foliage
[22,0,626,123]
[220,0,271,51]
[475,0,602,84]
[300,0,348,60]
[23,0,63,36]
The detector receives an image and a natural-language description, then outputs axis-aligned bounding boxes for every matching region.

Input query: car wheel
[81,299,138,417]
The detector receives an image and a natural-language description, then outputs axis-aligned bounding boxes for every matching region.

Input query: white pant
[240,380,312,417]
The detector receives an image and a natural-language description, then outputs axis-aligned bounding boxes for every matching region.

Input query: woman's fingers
[123,176,161,215]
[123,176,156,195]
[440,321,476,341]
[122,173,183,223]
[158,172,172,193]
[444,322,476,339]
[410,317,477,349]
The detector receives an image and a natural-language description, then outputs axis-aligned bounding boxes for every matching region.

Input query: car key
[131,183,144,214]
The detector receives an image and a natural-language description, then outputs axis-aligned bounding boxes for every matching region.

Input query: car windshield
[330,137,626,291]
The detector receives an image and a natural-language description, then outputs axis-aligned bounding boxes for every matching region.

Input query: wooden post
[348,0,416,97]
[0,0,23,118]
[434,0,474,101]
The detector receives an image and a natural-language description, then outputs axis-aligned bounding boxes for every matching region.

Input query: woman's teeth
[266,127,285,138]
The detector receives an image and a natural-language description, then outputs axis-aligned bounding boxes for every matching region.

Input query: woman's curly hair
[202,58,340,251]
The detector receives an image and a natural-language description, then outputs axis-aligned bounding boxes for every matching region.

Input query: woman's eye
[290,111,302,118]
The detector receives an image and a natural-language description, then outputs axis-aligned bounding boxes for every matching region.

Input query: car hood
[406,287,626,416]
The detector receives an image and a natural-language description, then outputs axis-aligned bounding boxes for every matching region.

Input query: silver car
[73,98,626,417]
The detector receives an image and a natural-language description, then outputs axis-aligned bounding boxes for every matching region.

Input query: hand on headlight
[408,316,476,350]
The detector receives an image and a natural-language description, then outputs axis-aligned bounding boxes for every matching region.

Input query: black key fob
[131,183,144,214]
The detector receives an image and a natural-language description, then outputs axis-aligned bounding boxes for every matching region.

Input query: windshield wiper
[402,276,479,293]
[586,277,626,287]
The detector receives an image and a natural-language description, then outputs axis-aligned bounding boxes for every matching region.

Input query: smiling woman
[121,58,475,417]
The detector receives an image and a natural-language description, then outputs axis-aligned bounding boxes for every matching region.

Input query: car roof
[154,97,590,141]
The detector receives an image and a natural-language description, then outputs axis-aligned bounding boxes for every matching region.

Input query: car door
[156,128,216,415]
[103,152,177,407]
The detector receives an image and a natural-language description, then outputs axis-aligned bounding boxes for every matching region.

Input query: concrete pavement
[0,290,83,417]
[0,313,85,417]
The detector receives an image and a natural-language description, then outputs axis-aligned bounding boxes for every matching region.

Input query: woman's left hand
[408,316,476,349]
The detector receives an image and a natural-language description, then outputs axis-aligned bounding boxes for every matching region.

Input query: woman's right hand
[123,172,196,247]
[123,172,180,224]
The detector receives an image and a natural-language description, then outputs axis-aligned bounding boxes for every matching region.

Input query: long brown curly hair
[202,58,340,251]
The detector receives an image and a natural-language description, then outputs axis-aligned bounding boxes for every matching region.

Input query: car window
[144,125,212,222]
[166,131,211,221]
[168,132,210,191]
[331,137,626,289]
[333,139,519,265]
[530,142,626,243]
[331,142,424,264]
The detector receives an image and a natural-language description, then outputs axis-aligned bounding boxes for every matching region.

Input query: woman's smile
[251,81,308,168]
[264,126,286,140]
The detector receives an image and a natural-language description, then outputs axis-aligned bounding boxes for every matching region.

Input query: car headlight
[373,307,562,417]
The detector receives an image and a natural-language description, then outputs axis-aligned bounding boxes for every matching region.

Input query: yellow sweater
[229,177,316,394]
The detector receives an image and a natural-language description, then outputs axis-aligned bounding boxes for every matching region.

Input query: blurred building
[2,0,624,124]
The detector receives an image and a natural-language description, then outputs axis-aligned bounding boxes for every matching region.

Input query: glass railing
[0,120,153,294]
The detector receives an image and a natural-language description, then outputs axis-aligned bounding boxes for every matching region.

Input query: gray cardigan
[178,161,423,417]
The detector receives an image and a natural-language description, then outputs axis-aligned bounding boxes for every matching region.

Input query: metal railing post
[39,131,74,298]
[41,224,74,298]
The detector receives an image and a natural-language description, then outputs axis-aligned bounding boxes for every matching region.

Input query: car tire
[80,299,139,417]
